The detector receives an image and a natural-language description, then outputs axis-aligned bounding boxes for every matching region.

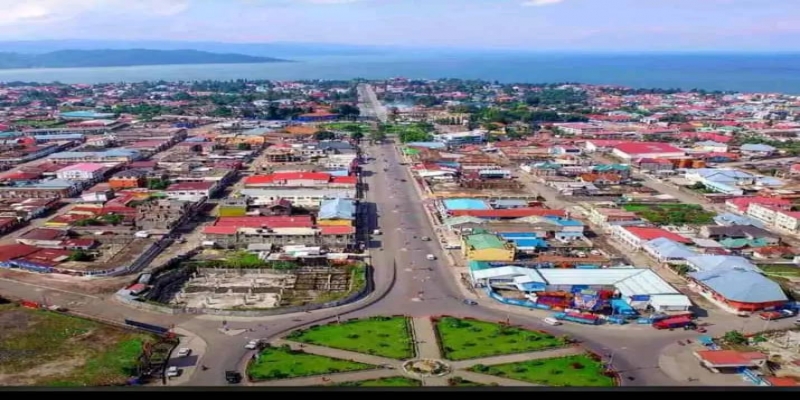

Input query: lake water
[0,53,798,94]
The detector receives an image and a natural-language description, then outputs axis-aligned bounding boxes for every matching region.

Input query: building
[217,198,249,217]
[611,142,685,161]
[48,149,141,164]
[135,199,198,231]
[55,163,110,182]
[775,211,800,233]
[240,188,356,209]
[244,172,332,188]
[740,143,777,157]
[587,208,643,231]
[462,232,516,262]
[610,225,692,250]
[164,181,216,202]
[317,198,356,226]
[642,237,698,264]
[109,169,148,190]
[694,350,767,373]
[685,255,788,312]
[433,130,487,147]
[726,196,791,214]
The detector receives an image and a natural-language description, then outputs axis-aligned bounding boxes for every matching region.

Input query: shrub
[473,364,488,372]
[571,362,584,369]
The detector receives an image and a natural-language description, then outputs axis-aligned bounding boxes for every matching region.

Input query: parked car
[421,236,431,241]
[426,254,436,260]
[225,370,242,384]
[177,348,192,357]
[462,299,477,306]
[166,366,181,378]
[245,340,258,350]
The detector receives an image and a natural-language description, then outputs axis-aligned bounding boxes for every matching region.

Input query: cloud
[521,0,565,6]
[0,0,190,26]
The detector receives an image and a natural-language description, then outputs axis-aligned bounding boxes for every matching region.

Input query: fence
[486,289,551,310]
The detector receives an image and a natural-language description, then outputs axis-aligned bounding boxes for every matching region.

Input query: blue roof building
[642,238,698,263]
[318,198,356,220]
[714,213,765,228]
[686,255,762,274]
[741,143,777,153]
[59,111,116,120]
[689,268,787,308]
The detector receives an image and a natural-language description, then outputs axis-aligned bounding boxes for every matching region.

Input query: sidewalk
[454,370,539,386]
[411,317,442,359]
[449,346,582,370]
[165,327,208,386]
[250,369,400,387]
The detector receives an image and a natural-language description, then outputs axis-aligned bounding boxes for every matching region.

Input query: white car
[166,366,181,378]
[245,340,259,350]
[426,254,436,260]
[176,348,192,357]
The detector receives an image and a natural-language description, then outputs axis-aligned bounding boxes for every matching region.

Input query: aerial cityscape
[2,0,800,391]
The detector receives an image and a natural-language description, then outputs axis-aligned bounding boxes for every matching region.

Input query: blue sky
[0,0,798,51]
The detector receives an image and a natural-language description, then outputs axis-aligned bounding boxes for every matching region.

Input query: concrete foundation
[170,269,291,310]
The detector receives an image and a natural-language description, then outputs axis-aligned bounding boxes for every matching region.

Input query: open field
[285,316,414,359]
[469,354,616,387]
[247,345,375,381]
[0,304,151,386]
[434,317,562,361]
[334,376,421,387]
[622,203,716,225]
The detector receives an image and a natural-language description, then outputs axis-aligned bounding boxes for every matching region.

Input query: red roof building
[612,226,692,249]
[611,142,685,160]
[693,350,767,372]
[725,196,791,213]
[244,172,332,187]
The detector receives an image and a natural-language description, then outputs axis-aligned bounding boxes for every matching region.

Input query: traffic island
[402,359,451,378]
[467,353,617,387]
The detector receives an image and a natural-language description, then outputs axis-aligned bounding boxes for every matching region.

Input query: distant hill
[0,40,388,58]
[0,49,289,69]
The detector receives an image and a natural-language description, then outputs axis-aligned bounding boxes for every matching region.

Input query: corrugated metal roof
[318,197,356,220]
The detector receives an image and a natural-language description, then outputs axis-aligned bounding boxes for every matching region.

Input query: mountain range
[0,49,288,69]
[0,40,387,58]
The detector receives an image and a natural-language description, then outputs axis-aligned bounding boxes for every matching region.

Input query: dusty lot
[0,304,153,386]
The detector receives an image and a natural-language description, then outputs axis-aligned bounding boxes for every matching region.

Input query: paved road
[357,84,388,123]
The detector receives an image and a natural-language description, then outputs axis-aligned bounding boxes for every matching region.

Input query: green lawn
[247,345,374,381]
[334,377,421,387]
[435,317,563,361]
[285,316,414,359]
[469,354,616,387]
[622,203,715,225]
[0,304,152,386]
[760,264,800,277]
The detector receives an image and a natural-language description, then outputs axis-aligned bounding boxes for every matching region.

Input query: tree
[332,104,360,119]
[369,129,387,143]
[314,131,335,140]
[68,250,93,262]
[723,330,747,345]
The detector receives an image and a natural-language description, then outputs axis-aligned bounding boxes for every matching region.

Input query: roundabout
[244,316,618,387]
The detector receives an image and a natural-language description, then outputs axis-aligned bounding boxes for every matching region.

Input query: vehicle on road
[225,370,242,384]
[426,254,436,260]
[543,317,562,326]
[399,178,407,182]
[244,340,258,350]
[176,348,192,357]
[166,366,181,378]
[373,229,382,235]
[653,316,694,330]
[462,299,477,306]
[759,309,796,321]
[421,236,431,241]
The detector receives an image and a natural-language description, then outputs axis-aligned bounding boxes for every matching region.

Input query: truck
[759,309,796,321]
[653,316,695,330]
[552,311,601,325]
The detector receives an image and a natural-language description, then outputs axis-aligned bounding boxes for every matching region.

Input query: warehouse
[470,266,692,312]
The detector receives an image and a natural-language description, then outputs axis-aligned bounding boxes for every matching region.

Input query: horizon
[2,0,800,52]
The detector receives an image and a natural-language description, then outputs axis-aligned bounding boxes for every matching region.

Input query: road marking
[0,278,103,300]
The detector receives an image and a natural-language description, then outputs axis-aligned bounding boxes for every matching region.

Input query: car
[176,348,192,357]
[225,370,243,384]
[245,340,259,350]
[462,299,478,306]
[421,236,431,241]
[426,254,436,260]
[399,178,407,182]
[166,366,181,378]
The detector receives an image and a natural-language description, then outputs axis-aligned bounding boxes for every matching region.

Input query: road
[357,84,388,123]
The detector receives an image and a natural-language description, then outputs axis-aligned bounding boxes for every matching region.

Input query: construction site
[139,261,365,311]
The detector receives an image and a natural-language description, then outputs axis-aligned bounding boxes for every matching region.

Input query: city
[1,78,800,388]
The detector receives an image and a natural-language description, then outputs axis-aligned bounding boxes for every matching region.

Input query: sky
[0,0,798,52]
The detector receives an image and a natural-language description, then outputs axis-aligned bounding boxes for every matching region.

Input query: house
[461,232,516,262]
[685,255,788,312]
[611,142,685,161]
[587,208,643,231]
[164,181,215,202]
[244,172,332,188]
[579,173,622,185]
[685,169,756,195]
[725,196,790,214]
[109,169,148,190]
[218,198,249,217]
[635,158,674,173]
[713,212,765,228]
[317,198,356,226]
[693,141,729,153]
[55,163,110,182]
[693,350,767,373]
[642,237,698,264]
[740,143,777,157]
[241,188,356,208]
[610,225,692,250]
[432,130,486,147]
[699,225,780,245]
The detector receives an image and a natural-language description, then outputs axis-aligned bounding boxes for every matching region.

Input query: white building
[164,181,215,202]
[611,142,685,161]
[775,211,800,232]
[55,163,109,181]
[241,188,356,208]
[746,203,779,225]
